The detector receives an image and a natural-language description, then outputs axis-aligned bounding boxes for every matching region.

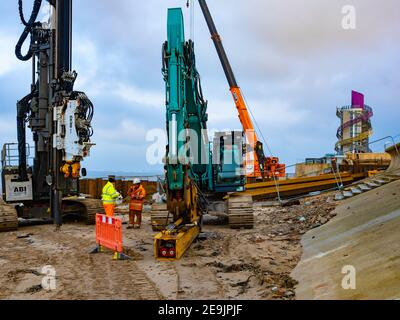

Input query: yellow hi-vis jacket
[102,182,120,205]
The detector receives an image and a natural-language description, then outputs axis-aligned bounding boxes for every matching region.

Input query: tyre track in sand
[0,225,163,300]
[40,226,163,300]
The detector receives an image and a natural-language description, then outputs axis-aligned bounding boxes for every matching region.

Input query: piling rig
[0,0,101,232]
[153,8,254,260]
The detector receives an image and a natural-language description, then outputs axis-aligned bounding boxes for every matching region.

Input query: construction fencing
[95,214,123,253]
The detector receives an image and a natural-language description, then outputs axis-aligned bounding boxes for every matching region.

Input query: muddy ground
[0,193,338,300]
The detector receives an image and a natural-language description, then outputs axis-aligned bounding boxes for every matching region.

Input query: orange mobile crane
[196,0,285,181]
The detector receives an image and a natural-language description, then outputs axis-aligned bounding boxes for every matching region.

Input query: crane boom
[197,0,285,180]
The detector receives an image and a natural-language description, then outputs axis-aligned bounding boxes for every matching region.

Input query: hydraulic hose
[184,40,205,106]
[17,92,34,181]
[71,91,94,143]
[162,41,168,71]
[15,0,43,61]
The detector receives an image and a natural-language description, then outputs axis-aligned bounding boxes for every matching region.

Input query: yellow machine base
[154,226,200,261]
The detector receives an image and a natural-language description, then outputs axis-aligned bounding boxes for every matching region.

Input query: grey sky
[0,0,399,174]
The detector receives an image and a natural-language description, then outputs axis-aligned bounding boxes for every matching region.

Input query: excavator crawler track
[228,195,254,229]
[62,198,104,225]
[150,203,173,231]
[0,201,18,232]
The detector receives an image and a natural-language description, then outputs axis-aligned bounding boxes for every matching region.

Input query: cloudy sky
[0,0,399,175]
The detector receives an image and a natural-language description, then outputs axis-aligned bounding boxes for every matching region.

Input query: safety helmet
[133,178,141,185]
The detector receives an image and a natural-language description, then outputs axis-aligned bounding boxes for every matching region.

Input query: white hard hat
[133,178,141,184]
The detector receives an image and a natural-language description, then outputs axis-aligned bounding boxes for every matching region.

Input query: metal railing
[1,143,33,168]
[369,136,400,158]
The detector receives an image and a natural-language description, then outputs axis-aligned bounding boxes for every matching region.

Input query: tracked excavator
[152,8,254,260]
[0,0,102,232]
[195,0,286,181]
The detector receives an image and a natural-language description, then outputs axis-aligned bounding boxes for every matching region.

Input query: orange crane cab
[197,0,286,181]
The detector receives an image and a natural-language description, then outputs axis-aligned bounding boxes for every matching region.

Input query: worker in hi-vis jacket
[101,176,121,217]
[127,178,146,229]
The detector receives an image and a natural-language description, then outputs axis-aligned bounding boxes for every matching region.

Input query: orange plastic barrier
[95,214,123,253]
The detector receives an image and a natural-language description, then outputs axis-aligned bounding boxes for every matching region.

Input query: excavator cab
[213,131,246,193]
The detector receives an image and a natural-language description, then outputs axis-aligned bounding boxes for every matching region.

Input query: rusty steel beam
[238,175,355,200]
[248,177,353,197]
[246,173,352,190]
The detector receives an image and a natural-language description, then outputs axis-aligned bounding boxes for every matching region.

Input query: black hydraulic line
[15,0,43,61]
[185,40,206,106]
[198,0,238,88]
[72,91,94,142]
[16,92,34,181]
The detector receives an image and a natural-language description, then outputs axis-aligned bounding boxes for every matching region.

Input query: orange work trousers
[129,210,142,226]
[103,204,115,217]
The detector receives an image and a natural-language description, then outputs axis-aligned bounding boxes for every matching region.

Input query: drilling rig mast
[1,0,100,232]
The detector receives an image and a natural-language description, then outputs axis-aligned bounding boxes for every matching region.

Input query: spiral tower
[336,91,373,154]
